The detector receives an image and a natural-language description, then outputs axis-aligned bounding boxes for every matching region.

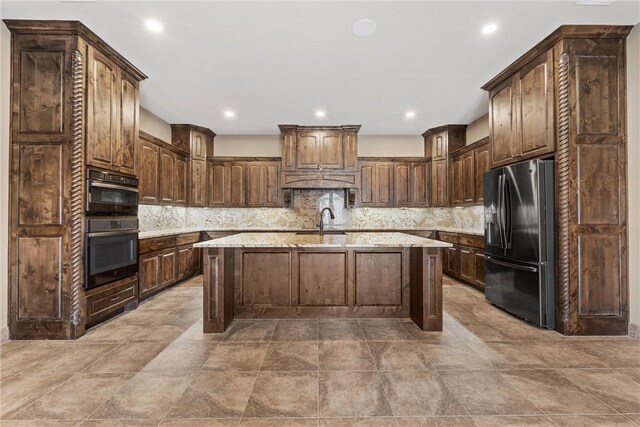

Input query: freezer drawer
[485,255,554,329]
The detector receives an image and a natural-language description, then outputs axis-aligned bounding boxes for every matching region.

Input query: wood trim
[278,124,362,132]
[357,157,428,163]
[3,19,147,81]
[482,25,632,90]
[139,130,190,157]
[170,123,216,138]
[448,137,490,157]
[421,124,468,138]
[556,51,571,333]
[69,49,85,337]
[211,156,282,162]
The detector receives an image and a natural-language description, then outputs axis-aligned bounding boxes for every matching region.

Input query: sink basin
[296,230,347,235]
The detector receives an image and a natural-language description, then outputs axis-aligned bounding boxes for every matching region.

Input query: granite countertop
[193,232,452,248]
[139,226,484,239]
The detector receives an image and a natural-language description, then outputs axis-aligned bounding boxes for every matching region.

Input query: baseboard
[630,322,639,340]
[0,326,9,343]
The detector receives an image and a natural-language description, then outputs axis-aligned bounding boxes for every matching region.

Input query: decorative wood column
[409,247,443,331]
[203,247,235,333]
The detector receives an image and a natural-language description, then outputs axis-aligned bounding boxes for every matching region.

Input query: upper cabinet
[170,124,216,207]
[86,46,141,176]
[358,159,430,208]
[449,138,490,207]
[488,51,555,168]
[422,125,466,207]
[207,158,282,207]
[279,125,360,189]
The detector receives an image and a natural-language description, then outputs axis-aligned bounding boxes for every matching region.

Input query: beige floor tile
[244,372,318,418]
[472,415,556,426]
[559,368,640,413]
[380,371,466,416]
[463,341,549,369]
[566,340,640,368]
[239,418,318,426]
[367,342,432,371]
[88,372,191,420]
[84,341,167,373]
[80,419,159,426]
[1,421,81,426]
[421,341,489,370]
[395,417,475,426]
[166,371,256,419]
[131,324,187,343]
[549,415,638,426]
[26,342,117,375]
[82,323,148,343]
[0,372,73,419]
[174,321,225,343]
[160,419,237,426]
[514,341,606,368]
[499,369,617,415]
[318,320,365,342]
[319,371,392,418]
[203,342,268,371]
[321,418,396,426]
[318,342,376,371]
[260,342,318,371]
[142,341,215,374]
[399,321,459,343]
[222,321,277,342]
[439,370,540,416]
[11,372,131,421]
[1,341,69,375]
[359,319,413,342]
[271,320,318,342]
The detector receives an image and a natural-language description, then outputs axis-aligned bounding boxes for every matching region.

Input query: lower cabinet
[85,275,138,326]
[438,232,485,292]
[138,232,202,300]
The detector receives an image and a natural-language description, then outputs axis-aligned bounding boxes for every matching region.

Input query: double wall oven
[85,169,139,290]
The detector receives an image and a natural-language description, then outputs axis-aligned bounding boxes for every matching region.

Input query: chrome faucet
[318,207,335,236]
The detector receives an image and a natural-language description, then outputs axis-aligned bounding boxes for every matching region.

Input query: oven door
[85,230,138,289]
[86,181,138,215]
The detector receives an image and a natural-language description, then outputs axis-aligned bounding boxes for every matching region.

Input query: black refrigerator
[483,159,555,329]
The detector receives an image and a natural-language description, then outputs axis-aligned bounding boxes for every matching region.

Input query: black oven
[85,217,138,289]
[86,168,138,216]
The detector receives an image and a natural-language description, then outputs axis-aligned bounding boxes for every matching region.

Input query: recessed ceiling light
[352,19,377,38]
[223,110,236,119]
[145,18,164,33]
[405,111,416,119]
[481,23,498,35]
[315,110,326,119]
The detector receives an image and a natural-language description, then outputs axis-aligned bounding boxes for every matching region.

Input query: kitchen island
[195,232,451,333]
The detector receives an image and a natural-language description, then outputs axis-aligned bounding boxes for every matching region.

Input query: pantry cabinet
[171,124,216,207]
[423,125,467,207]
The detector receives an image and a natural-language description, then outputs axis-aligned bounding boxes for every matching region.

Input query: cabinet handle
[110,296,120,302]
[461,250,471,254]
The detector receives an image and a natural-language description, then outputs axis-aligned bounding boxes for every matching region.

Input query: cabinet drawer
[437,232,459,244]
[176,232,201,246]
[139,236,177,254]
[86,276,137,324]
[459,234,484,249]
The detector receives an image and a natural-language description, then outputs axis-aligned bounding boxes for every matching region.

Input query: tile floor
[1,276,639,426]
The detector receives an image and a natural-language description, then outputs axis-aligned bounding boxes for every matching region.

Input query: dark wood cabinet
[423,123,467,208]
[359,161,393,207]
[459,247,476,283]
[474,251,485,289]
[86,46,139,176]
[139,133,161,204]
[159,148,175,204]
[450,156,464,206]
[246,161,282,207]
[190,159,207,207]
[174,154,188,206]
[207,159,282,207]
[431,159,448,207]
[461,151,475,204]
[410,162,430,207]
[358,159,429,207]
[489,51,554,168]
[475,141,490,204]
[437,232,485,292]
[228,162,246,206]
[482,25,631,335]
[294,129,345,170]
[85,276,138,326]
[449,138,490,207]
[208,161,227,206]
[139,252,160,299]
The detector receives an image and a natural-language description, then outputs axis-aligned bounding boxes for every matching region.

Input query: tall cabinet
[4,20,146,339]
[422,125,467,207]
[482,25,632,335]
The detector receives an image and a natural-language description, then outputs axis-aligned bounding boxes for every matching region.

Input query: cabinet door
[228,162,246,206]
[489,79,517,167]
[359,163,376,206]
[116,72,138,175]
[459,247,476,282]
[431,159,448,207]
[159,149,175,203]
[86,46,118,170]
[474,251,485,290]
[208,161,228,206]
[178,245,194,280]
[174,154,188,206]
[160,249,177,287]
[296,131,320,169]
[433,132,447,160]
[319,131,344,169]
[474,144,490,204]
[376,162,394,206]
[191,131,207,160]
[246,162,264,207]
[445,246,459,276]
[139,138,160,204]
[264,162,281,206]
[190,159,207,207]
[461,151,475,204]
[411,162,430,207]
[450,156,464,206]
[516,50,555,159]
[139,252,159,298]
[394,163,411,207]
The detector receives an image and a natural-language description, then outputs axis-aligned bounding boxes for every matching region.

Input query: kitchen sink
[296,230,347,235]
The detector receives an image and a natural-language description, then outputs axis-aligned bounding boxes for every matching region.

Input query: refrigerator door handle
[504,176,512,249]
[486,255,538,273]
[497,174,505,248]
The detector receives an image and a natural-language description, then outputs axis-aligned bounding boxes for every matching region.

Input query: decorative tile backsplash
[139,190,484,233]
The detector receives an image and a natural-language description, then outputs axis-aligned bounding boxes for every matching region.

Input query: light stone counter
[194,232,452,248]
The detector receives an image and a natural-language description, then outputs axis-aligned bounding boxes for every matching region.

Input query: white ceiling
[2,1,639,135]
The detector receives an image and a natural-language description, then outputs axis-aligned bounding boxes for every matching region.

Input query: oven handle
[87,230,139,238]
[89,182,139,193]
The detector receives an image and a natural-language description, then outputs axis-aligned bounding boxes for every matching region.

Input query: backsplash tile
[138,190,484,233]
